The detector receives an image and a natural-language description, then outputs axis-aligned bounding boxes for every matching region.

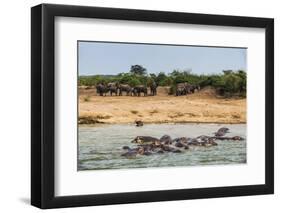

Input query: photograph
[30,3,274,209]
[78,41,247,171]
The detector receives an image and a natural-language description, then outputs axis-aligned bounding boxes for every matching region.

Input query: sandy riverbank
[79,86,246,124]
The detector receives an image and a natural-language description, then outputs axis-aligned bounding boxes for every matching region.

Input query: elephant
[118,84,131,96]
[194,85,201,92]
[176,83,200,96]
[150,81,158,96]
[132,85,148,96]
[186,84,200,93]
[107,82,117,88]
[107,82,118,96]
[96,83,109,96]
[176,83,188,96]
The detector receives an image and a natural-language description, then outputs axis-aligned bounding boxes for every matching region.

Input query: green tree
[223,73,241,93]
[237,70,247,92]
[156,72,167,86]
[128,78,141,87]
[130,65,147,75]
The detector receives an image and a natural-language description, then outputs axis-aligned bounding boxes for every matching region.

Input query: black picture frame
[31,3,274,209]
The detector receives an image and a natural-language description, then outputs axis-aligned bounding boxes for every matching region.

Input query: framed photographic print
[31,3,274,209]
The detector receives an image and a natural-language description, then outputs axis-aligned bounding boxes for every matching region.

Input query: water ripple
[78,123,246,170]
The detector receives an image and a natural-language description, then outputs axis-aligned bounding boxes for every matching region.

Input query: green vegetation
[130,65,147,75]
[78,64,246,97]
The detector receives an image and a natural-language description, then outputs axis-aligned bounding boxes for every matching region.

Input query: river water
[78,123,246,170]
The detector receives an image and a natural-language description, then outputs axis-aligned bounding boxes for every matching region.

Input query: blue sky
[78,41,246,76]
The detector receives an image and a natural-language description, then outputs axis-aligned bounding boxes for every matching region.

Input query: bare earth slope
[79,86,246,124]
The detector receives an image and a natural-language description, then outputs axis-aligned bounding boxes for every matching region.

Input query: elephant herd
[95,82,200,96]
[175,82,200,96]
[96,82,157,96]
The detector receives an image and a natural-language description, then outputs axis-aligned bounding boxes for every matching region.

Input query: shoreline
[78,121,246,126]
[79,87,246,125]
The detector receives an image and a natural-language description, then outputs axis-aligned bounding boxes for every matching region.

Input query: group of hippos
[96,82,157,96]
[121,127,244,158]
[95,82,200,96]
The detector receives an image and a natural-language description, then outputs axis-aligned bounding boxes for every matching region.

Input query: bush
[79,67,246,97]
[223,73,241,93]
[128,78,141,87]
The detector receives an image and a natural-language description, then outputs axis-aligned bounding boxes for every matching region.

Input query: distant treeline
[79,65,246,97]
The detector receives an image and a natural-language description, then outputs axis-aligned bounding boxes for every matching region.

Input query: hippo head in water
[219,127,230,132]
[122,146,131,150]
[135,120,143,127]
[232,136,244,141]
[206,138,218,146]
[172,137,189,144]
[160,135,172,145]
[215,127,230,137]
[137,147,145,155]
[131,136,160,144]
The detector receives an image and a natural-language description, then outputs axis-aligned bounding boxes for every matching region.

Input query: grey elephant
[118,84,131,96]
[132,85,148,96]
[96,83,109,96]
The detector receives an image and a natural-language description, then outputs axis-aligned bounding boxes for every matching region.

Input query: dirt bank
[79,87,246,124]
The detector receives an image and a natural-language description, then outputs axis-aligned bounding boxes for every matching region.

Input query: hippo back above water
[131,136,160,144]
[160,135,172,144]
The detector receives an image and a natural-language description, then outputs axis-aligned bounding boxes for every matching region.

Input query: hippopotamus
[160,135,172,145]
[187,136,218,147]
[131,136,160,144]
[218,127,229,132]
[196,135,211,142]
[172,149,182,153]
[140,147,154,155]
[121,151,137,158]
[232,136,244,140]
[137,143,154,151]
[172,137,189,149]
[121,146,155,157]
[121,146,139,158]
[157,150,165,154]
[207,138,218,146]
[159,145,176,152]
[200,138,218,147]
[135,120,143,127]
[214,136,244,141]
[214,127,230,137]
[150,140,162,148]
[159,144,183,153]
[175,142,189,149]
[172,137,189,144]
[187,138,201,146]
